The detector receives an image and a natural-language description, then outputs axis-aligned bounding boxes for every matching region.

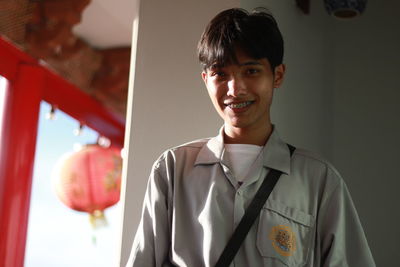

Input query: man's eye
[246,68,260,75]
[212,71,226,77]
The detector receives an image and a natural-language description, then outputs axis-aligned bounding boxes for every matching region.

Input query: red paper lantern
[53,144,122,226]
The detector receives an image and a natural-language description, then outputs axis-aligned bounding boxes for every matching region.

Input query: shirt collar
[194,126,292,175]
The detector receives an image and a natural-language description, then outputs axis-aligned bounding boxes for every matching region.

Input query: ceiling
[72,0,136,49]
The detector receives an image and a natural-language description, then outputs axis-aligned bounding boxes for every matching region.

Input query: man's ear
[201,71,208,85]
[273,64,286,88]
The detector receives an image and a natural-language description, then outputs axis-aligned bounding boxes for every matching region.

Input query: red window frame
[0,36,125,267]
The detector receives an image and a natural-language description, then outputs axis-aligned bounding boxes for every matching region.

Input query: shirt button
[237,191,241,195]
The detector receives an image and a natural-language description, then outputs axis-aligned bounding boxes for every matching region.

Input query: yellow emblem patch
[269,225,296,257]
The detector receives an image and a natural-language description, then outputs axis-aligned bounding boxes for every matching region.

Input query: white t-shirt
[224,144,263,182]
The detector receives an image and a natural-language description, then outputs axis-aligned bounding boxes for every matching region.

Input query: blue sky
[24,102,121,267]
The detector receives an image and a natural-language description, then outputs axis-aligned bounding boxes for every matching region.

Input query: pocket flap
[265,200,314,227]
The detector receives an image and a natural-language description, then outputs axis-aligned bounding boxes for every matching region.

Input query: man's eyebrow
[208,61,262,70]
[239,61,262,66]
[210,63,224,69]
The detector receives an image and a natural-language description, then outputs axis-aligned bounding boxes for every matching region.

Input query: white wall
[331,1,400,265]
[118,1,239,266]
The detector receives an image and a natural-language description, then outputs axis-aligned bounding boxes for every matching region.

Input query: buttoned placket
[220,153,266,226]
[219,157,266,267]
[220,163,244,229]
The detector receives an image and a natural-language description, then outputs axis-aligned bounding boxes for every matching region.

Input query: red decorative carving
[26,0,91,59]
[92,48,131,115]
[0,0,130,117]
[0,0,35,44]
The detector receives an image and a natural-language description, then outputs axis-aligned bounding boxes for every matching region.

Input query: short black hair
[198,8,284,71]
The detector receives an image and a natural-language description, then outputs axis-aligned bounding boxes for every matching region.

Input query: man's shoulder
[288,146,339,173]
[150,137,214,172]
[170,137,212,151]
[154,137,212,164]
[290,147,343,183]
[292,147,331,165]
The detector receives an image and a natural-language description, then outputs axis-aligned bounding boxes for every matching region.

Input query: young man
[127,8,375,267]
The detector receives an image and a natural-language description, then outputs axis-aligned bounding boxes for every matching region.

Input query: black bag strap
[215,144,296,267]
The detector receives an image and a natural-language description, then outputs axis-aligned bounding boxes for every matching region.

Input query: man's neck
[224,124,273,146]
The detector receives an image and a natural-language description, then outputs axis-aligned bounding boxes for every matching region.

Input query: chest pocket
[256,200,315,266]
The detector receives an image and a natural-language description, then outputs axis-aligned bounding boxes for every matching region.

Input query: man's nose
[227,75,246,97]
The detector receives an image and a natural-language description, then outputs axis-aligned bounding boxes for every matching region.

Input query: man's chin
[224,120,248,129]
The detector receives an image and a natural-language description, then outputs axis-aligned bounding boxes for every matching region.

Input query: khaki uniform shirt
[128,128,375,267]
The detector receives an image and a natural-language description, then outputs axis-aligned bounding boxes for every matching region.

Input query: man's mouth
[225,101,253,109]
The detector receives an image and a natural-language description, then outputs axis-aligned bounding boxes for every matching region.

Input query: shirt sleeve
[126,157,171,267]
[318,170,375,267]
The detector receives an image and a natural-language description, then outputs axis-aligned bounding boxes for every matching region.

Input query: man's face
[202,50,285,136]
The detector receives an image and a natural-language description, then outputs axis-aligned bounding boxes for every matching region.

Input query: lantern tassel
[89,210,108,229]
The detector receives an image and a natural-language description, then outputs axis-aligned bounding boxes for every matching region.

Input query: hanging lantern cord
[89,210,108,229]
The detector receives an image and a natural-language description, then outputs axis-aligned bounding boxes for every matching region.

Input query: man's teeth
[229,101,252,108]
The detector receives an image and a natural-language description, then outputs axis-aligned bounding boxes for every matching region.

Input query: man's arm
[126,159,171,267]
[318,176,375,267]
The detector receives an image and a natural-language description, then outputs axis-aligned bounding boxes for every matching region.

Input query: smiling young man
[201,49,284,146]
[127,8,375,267]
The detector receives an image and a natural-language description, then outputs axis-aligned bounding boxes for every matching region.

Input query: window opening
[24,101,120,267]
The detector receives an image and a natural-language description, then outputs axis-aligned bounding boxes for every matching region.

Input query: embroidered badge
[269,225,296,257]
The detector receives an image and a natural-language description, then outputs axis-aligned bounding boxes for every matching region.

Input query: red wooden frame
[0,36,125,267]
